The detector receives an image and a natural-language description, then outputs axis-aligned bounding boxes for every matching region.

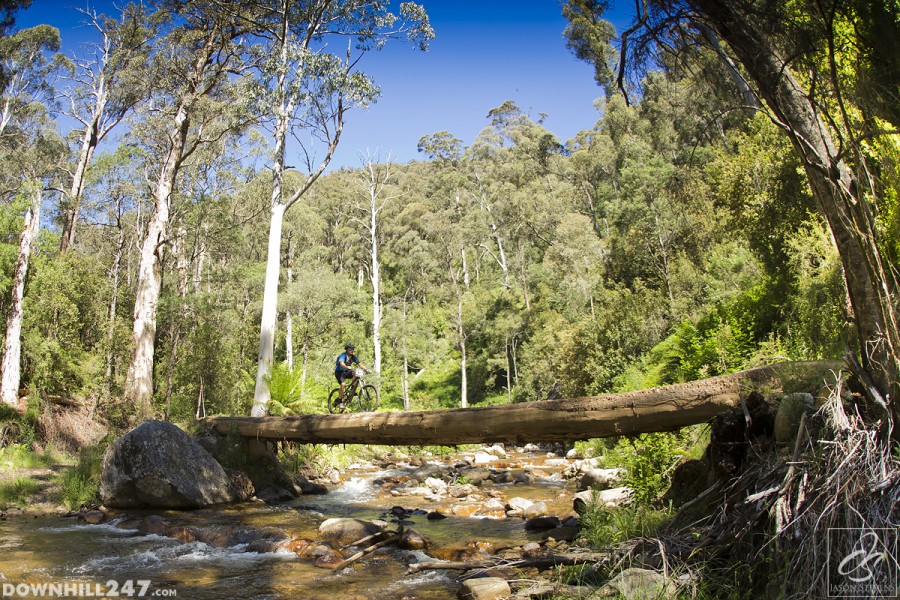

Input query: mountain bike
[328,368,379,413]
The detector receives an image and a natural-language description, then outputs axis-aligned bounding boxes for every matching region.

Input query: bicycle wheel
[327,388,346,413]
[357,385,379,411]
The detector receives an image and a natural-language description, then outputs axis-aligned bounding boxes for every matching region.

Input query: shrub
[57,445,104,510]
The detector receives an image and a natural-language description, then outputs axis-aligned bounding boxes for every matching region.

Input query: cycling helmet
[345,343,356,350]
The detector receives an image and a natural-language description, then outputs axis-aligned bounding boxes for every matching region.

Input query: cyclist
[335,343,369,403]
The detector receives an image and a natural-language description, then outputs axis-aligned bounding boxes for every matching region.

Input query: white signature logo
[838,531,889,583]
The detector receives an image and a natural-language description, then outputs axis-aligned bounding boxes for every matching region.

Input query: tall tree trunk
[122,104,189,422]
[506,334,512,403]
[457,295,467,409]
[691,0,900,418]
[163,229,189,420]
[59,114,100,254]
[285,238,294,373]
[1,184,41,409]
[105,220,126,393]
[401,297,410,410]
[251,201,286,417]
[252,14,292,414]
[371,207,382,376]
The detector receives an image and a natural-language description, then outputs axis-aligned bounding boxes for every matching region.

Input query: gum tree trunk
[689,0,900,418]
[122,103,189,421]
[0,184,41,409]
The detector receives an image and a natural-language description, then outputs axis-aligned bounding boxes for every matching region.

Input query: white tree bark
[122,103,188,420]
[354,156,397,378]
[1,185,41,409]
[251,201,286,417]
[370,191,383,376]
[285,261,293,373]
[457,295,468,409]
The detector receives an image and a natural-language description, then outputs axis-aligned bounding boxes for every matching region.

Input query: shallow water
[0,451,580,599]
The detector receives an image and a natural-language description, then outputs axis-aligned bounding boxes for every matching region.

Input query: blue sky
[18,1,624,170]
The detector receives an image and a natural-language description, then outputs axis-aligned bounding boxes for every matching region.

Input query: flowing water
[0,450,582,599]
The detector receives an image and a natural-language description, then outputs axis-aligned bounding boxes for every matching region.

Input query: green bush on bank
[56,445,104,510]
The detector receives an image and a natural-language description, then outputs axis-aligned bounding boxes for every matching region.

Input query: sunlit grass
[0,476,39,509]
[56,446,104,510]
[0,443,66,470]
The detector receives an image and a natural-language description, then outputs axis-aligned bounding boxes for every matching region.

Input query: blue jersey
[335,352,359,372]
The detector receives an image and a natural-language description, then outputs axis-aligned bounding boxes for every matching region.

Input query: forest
[1,0,899,595]
[2,0,893,430]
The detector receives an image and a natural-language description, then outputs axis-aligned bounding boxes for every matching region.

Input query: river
[0,447,586,599]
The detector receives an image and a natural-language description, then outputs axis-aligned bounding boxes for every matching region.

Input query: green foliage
[578,501,673,548]
[0,442,59,469]
[264,361,324,415]
[0,476,38,509]
[56,445,104,510]
[278,443,358,479]
[408,359,463,409]
[581,427,708,505]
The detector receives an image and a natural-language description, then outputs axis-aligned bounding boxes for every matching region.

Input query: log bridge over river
[205,361,842,446]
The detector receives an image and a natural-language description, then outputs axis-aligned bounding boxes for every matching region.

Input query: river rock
[506,497,533,515]
[81,510,106,524]
[459,467,491,485]
[774,392,815,444]
[599,567,677,599]
[523,501,549,519]
[578,467,624,491]
[399,528,428,550]
[411,463,446,482]
[318,517,383,546]
[573,487,634,513]
[294,474,328,495]
[227,470,255,502]
[449,483,478,498]
[482,444,507,458]
[425,476,448,494]
[543,525,579,542]
[522,541,543,557]
[525,515,561,531]
[473,452,498,465]
[100,420,238,509]
[458,577,510,600]
[256,485,297,504]
[138,514,168,535]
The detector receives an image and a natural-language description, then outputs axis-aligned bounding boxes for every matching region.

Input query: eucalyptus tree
[0,24,67,408]
[417,131,480,407]
[0,0,33,91]
[122,0,254,421]
[378,161,442,409]
[57,4,155,254]
[0,24,68,135]
[563,0,900,425]
[347,153,403,378]
[246,0,433,417]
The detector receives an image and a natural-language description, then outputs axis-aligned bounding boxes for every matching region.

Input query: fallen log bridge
[206,361,842,445]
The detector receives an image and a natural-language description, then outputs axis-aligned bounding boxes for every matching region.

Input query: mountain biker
[335,343,368,402]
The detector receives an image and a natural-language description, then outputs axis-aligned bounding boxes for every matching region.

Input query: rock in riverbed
[100,420,238,509]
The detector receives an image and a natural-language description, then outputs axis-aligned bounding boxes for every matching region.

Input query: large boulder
[100,420,238,508]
